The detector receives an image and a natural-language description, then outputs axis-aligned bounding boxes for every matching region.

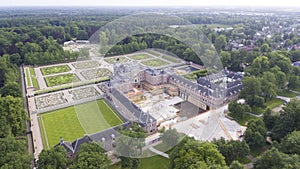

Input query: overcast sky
[1,0,300,7]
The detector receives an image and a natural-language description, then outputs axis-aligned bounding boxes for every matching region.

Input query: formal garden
[104,57,129,64]
[141,58,169,67]
[72,61,100,69]
[41,65,71,75]
[129,53,153,60]
[44,73,80,87]
[81,68,112,80]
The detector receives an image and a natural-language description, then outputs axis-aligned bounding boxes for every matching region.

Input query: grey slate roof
[110,88,155,126]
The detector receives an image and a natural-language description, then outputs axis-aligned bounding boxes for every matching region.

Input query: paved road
[149,147,170,159]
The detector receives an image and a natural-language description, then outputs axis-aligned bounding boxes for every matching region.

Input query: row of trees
[38,143,110,169]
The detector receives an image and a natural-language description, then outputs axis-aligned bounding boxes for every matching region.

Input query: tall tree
[170,137,226,169]
[70,143,111,169]
[161,128,180,147]
[38,146,69,169]
[115,123,147,169]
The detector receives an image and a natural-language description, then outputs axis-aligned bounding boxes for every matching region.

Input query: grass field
[45,73,80,87]
[129,54,153,60]
[141,59,169,67]
[29,67,39,89]
[39,99,124,149]
[109,155,169,169]
[146,50,160,56]
[277,89,298,98]
[25,68,32,86]
[265,98,283,109]
[161,55,178,63]
[41,65,71,75]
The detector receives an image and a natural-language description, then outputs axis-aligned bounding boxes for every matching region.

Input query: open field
[29,67,39,89]
[25,68,32,86]
[141,59,169,67]
[44,73,80,87]
[39,106,85,149]
[39,99,124,149]
[129,54,153,60]
[104,57,129,64]
[41,65,71,75]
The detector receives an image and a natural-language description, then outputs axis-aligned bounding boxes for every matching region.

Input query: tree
[0,82,22,97]
[260,43,271,53]
[260,72,277,101]
[272,99,300,140]
[70,143,111,169]
[215,35,227,52]
[263,108,277,130]
[228,101,250,120]
[0,96,27,137]
[115,123,147,169]
[38,146,69,169]
[254,148,300,169]
[247,56,269,76]
[220,51,231,69]
[170,137,226,169]
[213,138,250,164]
[0,137,32,168]
[240,76,262,107]
[230,161,245,169]
[288,75,300,89]
[278,130,300,155]
[244,119,266,148]
[161,128,180,147]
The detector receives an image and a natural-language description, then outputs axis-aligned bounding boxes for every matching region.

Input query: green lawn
[146,50,160,56]
[161,55,178,63]
[265,98,283,109]
[29,67,39,89]
[39,106,85,149]
[41,65,71,75]
[25,68,32,86]
[39,99,124,149]
[129,54,153,60]
[44,73,80,87]
[228,113,258,126]
[277,89,298,98]
[109,155,169,169]
[141,59,169,67]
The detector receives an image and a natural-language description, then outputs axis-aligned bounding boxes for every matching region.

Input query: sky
[1,0,300,7]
